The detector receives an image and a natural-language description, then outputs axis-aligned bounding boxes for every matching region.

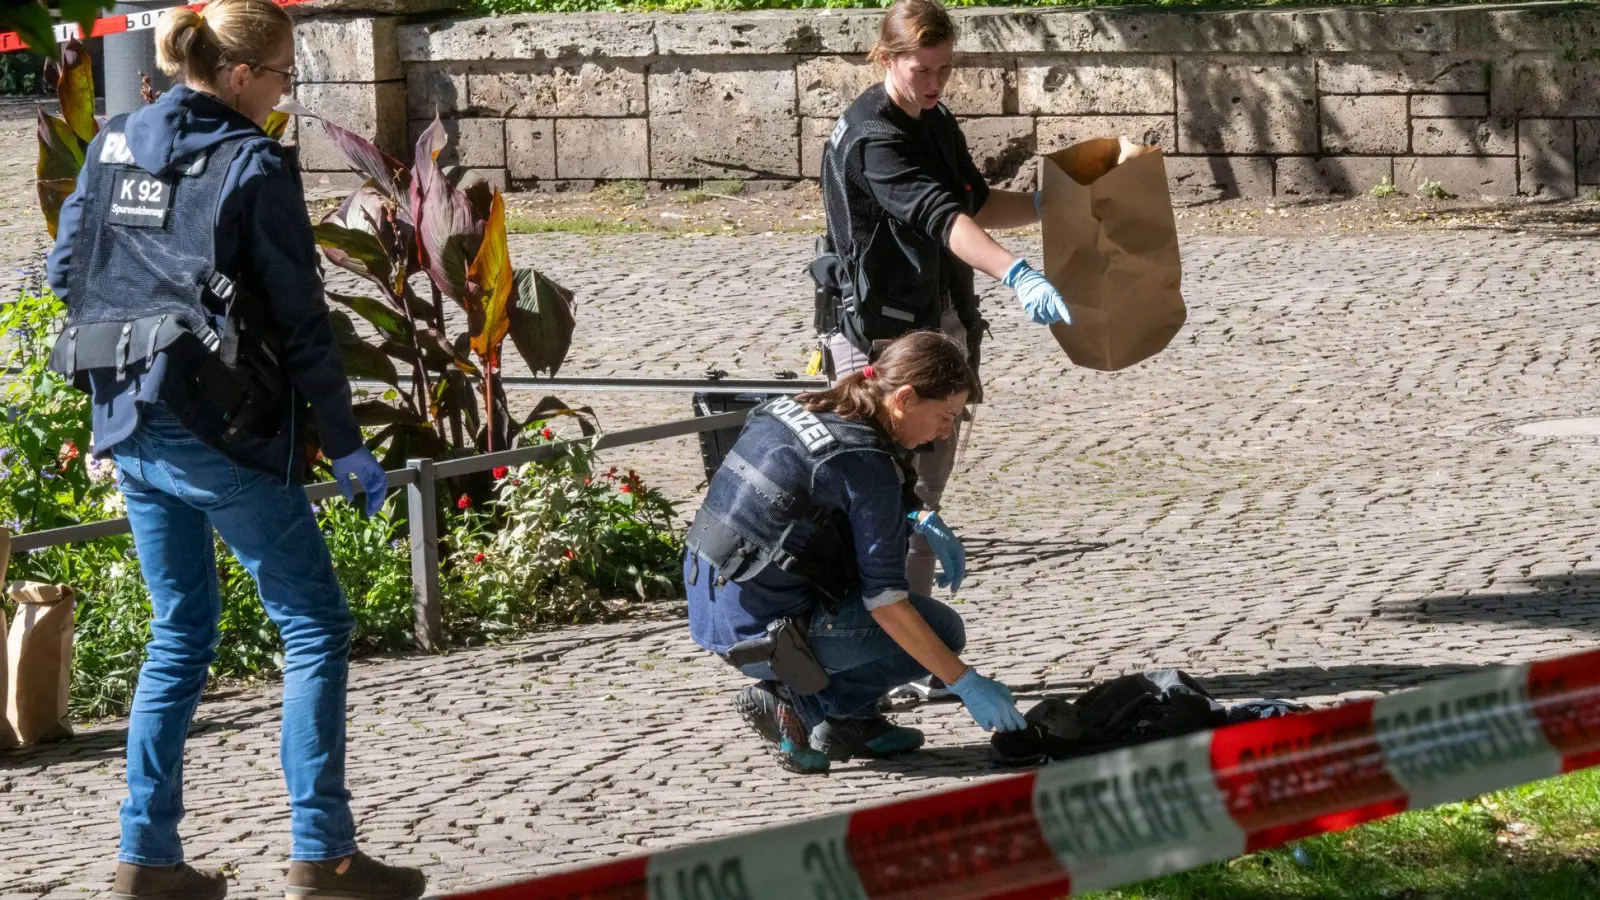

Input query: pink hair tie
[862,365,876,379]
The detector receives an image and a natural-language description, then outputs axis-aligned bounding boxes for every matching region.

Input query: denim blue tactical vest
[48,117,307,478]
[685,398,916,611]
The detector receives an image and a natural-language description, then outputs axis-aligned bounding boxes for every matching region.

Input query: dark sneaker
[811,715,925,762]
[111,862,227,900]
[735,681,831,775]
[285,852,425,900]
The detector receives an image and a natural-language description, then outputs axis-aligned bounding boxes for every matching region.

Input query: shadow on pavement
[963,536,1114,570]
[0,717,256,769]
[1382,570,1600,633]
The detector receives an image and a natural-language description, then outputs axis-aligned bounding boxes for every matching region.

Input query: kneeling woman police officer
[46,1,423,898]
[684,332,1026,774]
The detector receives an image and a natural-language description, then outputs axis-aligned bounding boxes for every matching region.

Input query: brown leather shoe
[285,851,426,900]
[111,862,227,900]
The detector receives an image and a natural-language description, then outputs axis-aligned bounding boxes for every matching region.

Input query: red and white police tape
[443,646,1600,900]
[0,0,314,56]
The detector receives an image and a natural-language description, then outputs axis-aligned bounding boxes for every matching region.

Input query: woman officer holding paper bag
[814,0,1069,599]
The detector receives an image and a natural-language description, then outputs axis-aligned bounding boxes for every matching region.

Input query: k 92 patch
[108,169,173,228]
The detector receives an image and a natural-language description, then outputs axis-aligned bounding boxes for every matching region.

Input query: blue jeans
[113,409,357,865]
[742,594,966,726]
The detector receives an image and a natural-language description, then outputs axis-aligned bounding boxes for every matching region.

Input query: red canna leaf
[409,116,482,304]
[36,109,84,239]
[276,97,407,203]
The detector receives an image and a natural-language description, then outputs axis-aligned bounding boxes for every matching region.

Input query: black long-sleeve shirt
[823,83,990,338]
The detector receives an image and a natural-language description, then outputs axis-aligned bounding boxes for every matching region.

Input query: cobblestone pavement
[6,120,1600,895]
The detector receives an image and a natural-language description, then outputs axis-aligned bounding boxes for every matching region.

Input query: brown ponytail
[868,0,957,67]
[156,0,291,87]
[798,331,976,421]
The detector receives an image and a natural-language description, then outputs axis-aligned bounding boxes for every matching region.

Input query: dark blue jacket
[47,86,362,467]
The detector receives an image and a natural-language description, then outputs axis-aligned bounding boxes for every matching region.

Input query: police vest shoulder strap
[722,450,799,515]
[824,117,900,264]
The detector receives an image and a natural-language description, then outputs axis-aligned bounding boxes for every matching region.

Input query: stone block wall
[296,4,1600,201]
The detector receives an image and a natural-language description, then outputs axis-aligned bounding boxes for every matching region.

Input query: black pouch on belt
[726,617,830,695]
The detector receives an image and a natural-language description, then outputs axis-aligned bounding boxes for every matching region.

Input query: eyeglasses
[254,63,297,84]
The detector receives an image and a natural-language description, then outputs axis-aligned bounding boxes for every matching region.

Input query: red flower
[492,466,509,480]
[583,476,592,486]
[456,494,471,510]
[473,552,486,563]
[619,483,632,494]
[59,440,81,472]
[564,548,576,560]
[541,427,554,440]
[511,478,522,487]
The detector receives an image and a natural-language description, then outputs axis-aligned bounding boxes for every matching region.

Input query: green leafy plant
[443,428,682,638]
[35,38,98,239]
[1418,177,1454,201]
[0,285,115,540]
[60,498,415,720]
[286,101,578,464]
[1368,175,1398,199]
[0,51,43,95]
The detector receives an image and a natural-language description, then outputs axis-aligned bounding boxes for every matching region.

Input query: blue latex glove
[331,447,387,518]
[949,668,1027,732]
[1003,258,1070,326]
[909,510,966,593]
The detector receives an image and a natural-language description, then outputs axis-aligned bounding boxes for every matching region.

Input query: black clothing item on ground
[992,669,1249,766]
[819,83,990,353]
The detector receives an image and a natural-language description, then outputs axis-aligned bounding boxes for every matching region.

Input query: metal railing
[7,404,788,652]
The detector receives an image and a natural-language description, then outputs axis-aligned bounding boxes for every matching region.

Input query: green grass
[592,179,648,204]
[474,0,1541,15]
[1085,768,1600,900]
[506,215,658,235]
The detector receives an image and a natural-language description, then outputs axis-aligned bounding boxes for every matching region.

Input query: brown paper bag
[1041,136,1186,371]
[6,582,76,744]
[0,530,14,750]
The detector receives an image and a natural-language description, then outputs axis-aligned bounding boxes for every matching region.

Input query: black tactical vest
[49,118,309,480]
[50,116,248,384]
[685,398,919,610]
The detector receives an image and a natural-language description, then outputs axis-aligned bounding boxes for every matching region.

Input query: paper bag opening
[1041,137,1186,372]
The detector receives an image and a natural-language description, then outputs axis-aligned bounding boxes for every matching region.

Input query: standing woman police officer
[684,332,1026,774]
[46,1,424,898]
[815,0,1068,598]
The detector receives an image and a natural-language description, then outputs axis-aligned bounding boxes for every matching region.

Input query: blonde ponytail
[154,0,292,87]
[155,8,223,82]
